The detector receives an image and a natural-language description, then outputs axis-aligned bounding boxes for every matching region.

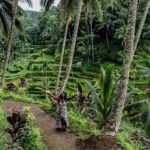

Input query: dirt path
[2,100,78,150]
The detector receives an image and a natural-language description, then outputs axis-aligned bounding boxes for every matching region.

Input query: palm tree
[104,0,150,135]
[55,0,76,92]
[56,0,103,92]
[60,0,114,92]
[41,0,83,92]
[83,0,103,61]
[60,0,83,93]
[0,0,25,36]
[104,0,138,135]
[41,0,112,93]
[0,1,9,36]
[82,66,114,127]
[1,0,32,88]
[40,0,76,93]
[40,0,55,14]
[134,0,150,51]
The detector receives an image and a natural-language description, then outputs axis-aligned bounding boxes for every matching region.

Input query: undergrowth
[116,121,148,150]
[0,98,47,150]
[0,90,100,137]
[19,107,47,150]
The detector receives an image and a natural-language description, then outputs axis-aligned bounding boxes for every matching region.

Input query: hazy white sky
[19,0,60,12]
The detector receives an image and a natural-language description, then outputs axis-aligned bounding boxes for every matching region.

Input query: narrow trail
[2,100,78,150]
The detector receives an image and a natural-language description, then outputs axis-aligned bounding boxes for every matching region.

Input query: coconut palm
[1,0,32,88]
[55,0,77,92]
[61,0,115,92]
[82,66,114,127]
[40,0,77,92]
[0,0,25,36]
[40,0,55,13]
[104,0,150,135]
[57,0,104,92]
[105,0,138,135]
[41,0,111,93]
[134,0,150,51]
[83,0,114,61]
[60,0,83,93]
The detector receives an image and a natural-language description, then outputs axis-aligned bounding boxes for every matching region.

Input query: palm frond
[2,0,26,18]
[77,82,83,94]
[141,102,150,136]
[40,0,55,14]
[24,0,32,7]
[93,0,103,21]
[15,18,23,32]
[125,99,150,110]
[62,0,77,13]
[40,0,47,6]
[17,6,27,17]
[82,79,101,105]
[0,9,9,36]
[19,0,32,7]
[100,65,113,109]
[57,0,77,19]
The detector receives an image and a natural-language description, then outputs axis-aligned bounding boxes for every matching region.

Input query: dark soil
[76,135,122,150]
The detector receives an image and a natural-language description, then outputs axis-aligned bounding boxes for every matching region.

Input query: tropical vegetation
[0,0,150,149]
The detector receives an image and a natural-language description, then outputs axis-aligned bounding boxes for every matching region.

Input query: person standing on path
[49,92,70,131]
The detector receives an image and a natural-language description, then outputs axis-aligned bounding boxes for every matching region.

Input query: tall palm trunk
[1,0,18,88]
[60,0,83,93]
[90,13,94,61]
[134,0,150,51]
[105,0,137,134]
[89,9,94,61]
[56,15,71,92]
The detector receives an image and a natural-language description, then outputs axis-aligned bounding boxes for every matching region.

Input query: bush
[19,108,46,150]
[19,107,47,150]
[0,106,46,150]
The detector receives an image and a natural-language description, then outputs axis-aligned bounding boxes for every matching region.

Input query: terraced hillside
[2,44,149,101]
[5,45,98,100]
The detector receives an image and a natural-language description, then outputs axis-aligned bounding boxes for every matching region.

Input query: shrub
[19,107,46,150]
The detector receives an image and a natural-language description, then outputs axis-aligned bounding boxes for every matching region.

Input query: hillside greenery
[0,0,150,149]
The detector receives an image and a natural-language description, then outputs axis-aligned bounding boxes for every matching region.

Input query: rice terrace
[0,0,150,150]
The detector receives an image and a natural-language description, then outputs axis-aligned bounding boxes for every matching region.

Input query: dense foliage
[0,0,150,149]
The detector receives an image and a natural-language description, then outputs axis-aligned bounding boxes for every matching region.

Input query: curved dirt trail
[2,100,78,150]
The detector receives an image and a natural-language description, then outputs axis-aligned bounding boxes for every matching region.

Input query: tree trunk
[90,11,94,61]
[104,0,137,135]
[134,0,150,51]
[112,0,137,133]
[56,15,71,92]
[60,0,83,93]
[1,0,18,88]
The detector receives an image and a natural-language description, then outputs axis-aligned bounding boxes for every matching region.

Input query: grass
[0,106,9,150]
[0,89,100,137]
[68,110,100,137]
[0,46,149,142]
[116,121,148,150]
[8,48,150,101]
[0,106,7,130]
[129,80,148,85]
